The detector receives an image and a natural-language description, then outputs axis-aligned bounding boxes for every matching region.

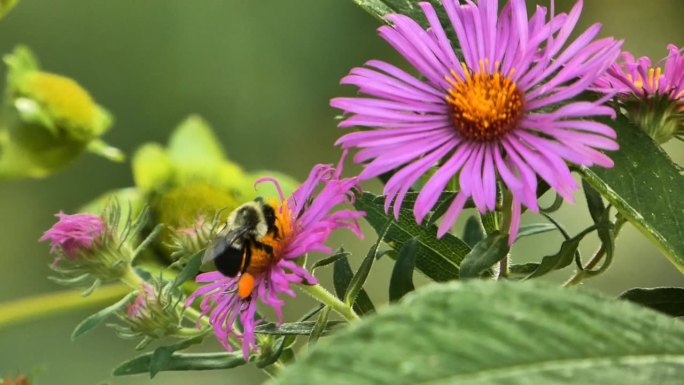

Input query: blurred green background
[0,0,682,384]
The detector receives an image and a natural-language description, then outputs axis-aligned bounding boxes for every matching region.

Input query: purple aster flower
[186,158,364,359]
[39,211,105,262]
[595,44,684,99]
[594,44,684,142]
[331,0,622,242]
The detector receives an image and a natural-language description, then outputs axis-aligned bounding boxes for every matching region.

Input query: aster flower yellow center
[445,61,524,142]
[627,67,663,92]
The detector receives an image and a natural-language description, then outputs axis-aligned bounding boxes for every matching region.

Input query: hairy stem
[297,284,360,322]
[498,190,514,279]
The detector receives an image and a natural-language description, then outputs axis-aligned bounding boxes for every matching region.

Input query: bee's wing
[202,227,251,265]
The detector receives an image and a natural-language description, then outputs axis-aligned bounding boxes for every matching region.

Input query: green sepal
[71,291,138,340]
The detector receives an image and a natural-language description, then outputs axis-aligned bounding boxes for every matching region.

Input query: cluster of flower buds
[166,214,224,264]
[111,281,185,349]
[39,203,143,295]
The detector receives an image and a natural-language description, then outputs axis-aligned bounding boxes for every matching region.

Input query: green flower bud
[0,46,122,179]
[113,281,184,347]
[623,95,684,144]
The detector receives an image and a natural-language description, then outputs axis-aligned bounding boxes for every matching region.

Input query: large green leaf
[580,116,684,272]
[272,281,684,385]
[355,192,470,281]
[620,287,684,317]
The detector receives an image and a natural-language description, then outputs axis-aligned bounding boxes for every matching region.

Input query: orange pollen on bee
[445,60,524,142]
[238,273,255,299]
[239,199,295,298]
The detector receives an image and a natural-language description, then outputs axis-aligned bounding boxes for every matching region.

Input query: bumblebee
[202,198,279,298]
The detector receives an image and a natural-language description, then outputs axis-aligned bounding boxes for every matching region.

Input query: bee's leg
[240,240,253,273]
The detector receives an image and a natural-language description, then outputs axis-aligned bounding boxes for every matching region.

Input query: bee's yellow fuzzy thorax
[239,199,295,298]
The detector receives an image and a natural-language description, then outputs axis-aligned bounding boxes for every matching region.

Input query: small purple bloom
[594,44,684,100]
[186,158,364,359]
[39,212,105,261]
[127,284,156,320]
[331,0,622,242]
[594,44,684,142]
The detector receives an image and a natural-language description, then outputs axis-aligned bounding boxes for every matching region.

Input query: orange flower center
[446,60,524,142]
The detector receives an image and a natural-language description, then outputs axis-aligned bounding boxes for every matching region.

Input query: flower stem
[297,284,360,322]
[120,266,144,289]
[0,284,130,330]
[498,190,514,279]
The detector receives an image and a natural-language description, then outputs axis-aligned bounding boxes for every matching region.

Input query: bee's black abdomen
[214,245,245,277]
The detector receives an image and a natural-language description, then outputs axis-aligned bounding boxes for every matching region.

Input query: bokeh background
[0,1,683,384]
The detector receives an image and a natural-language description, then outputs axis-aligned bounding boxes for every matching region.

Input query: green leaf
[480,210,501,235]
[308,306,332,346]
[388,238,418,302]
[311,249,349,272]
[516,223,557,241]
[86,138,125,162]
[525,228,588,279]
[580,180,615,276]
[256,336,287,369]
[580,115,684,272]
[0,0,18,19]
[462,215,486,247]
[71,291,137,340]
[508,263,540,279]
[332,254,375,315]
[113,352,245,376]
[459,232,509,279]
[167,115,225,168]
[132,143,174,191]
[271,281,684,385]
[355,192,470,281]
[172,251,203,289]
[582,179,606,225]
[620,287,684,317]
[344,233,383,309]
[254,321,345,336]
[149,334,207,378]
[351,0,452,32]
